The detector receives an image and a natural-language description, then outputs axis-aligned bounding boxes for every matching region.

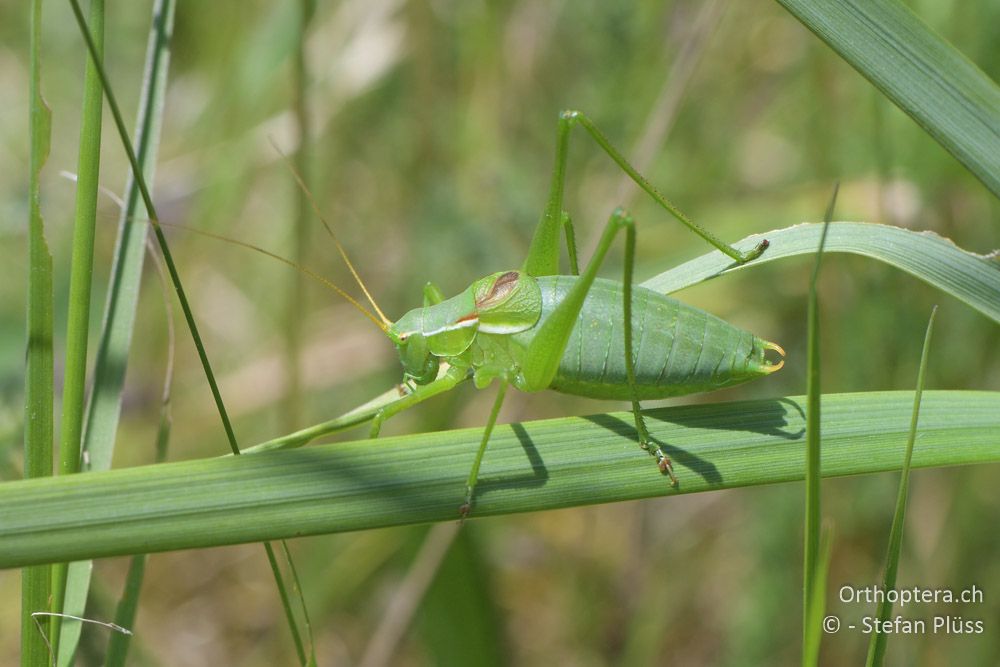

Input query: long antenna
[270,138,392,327]
[150,219,389,333]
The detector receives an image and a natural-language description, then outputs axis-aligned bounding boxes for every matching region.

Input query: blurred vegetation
[1,0,998,665]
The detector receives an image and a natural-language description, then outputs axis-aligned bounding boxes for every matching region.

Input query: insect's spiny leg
[618,209,678,487]
[560,212,580,276]
[369,367,467,441]
[369,414,385,439]
[654,448,679,486]
[460,379,509,520]
[560,110,768,263]
[630,401,678,486]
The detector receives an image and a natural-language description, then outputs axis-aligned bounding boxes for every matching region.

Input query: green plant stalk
[775,0,1000,198]
[803,526,833,666]
[65,0,240,455]
[277,10,321,634]
[1,390,997,569]
[280,539,317,667]
[104,244,175,667]
[80,0,174,473]
[22,0,54,662]
[264,543,309,666]
[255,4,320,654]
[61,0,176,662]
[803,195,835,657]
[65,4,313,661]
[283,0,315,432]
[803,276,821,652]
[866,307,937,667]
[51,0,104,654]
[103,553,145,667]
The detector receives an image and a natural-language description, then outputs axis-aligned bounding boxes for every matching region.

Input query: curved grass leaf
[775,0,1000,198]
[0,390,997,569]
[642,222,1000,324]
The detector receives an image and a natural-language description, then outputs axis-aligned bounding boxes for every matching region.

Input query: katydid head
[391,330,440,385]
[385,270,544,385]
[387,295,478,386]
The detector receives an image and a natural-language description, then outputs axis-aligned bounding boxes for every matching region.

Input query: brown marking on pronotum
[476,271,520,309]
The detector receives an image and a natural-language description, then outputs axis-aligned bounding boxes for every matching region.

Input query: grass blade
[803,187,835,662]
[775,0,1000,198]
[59,0,103,480]
[103,238,175,667]
[61,0,177,662]
[866,307,937,666]
[80,0,174,471]
[283,0,316,431]
[642,222,1000,325]
[1,390,997,568]
[21,0,54,662]
[803,526,833,666]
[102,555,146,667]
[264,543,309,666]
[51,0,105,654]
[66,0,240,452]
[65,4,318,660]
[278,7,320,658]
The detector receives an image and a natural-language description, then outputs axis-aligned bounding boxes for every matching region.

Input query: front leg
[368,365,467,438]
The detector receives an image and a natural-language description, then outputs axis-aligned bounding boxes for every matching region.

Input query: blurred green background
[2,0,998,664]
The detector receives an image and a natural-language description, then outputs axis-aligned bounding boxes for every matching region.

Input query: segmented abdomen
[516,276,775,400]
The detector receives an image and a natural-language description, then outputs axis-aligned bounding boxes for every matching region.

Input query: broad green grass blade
[775,0,1000,198]
[1,390,997,568]
[642,222,1000,324]
[60,0,177,663]
[51,0,104,655]
[22,0,53,663]
[80,0,174,471]
[866,307,936,667]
